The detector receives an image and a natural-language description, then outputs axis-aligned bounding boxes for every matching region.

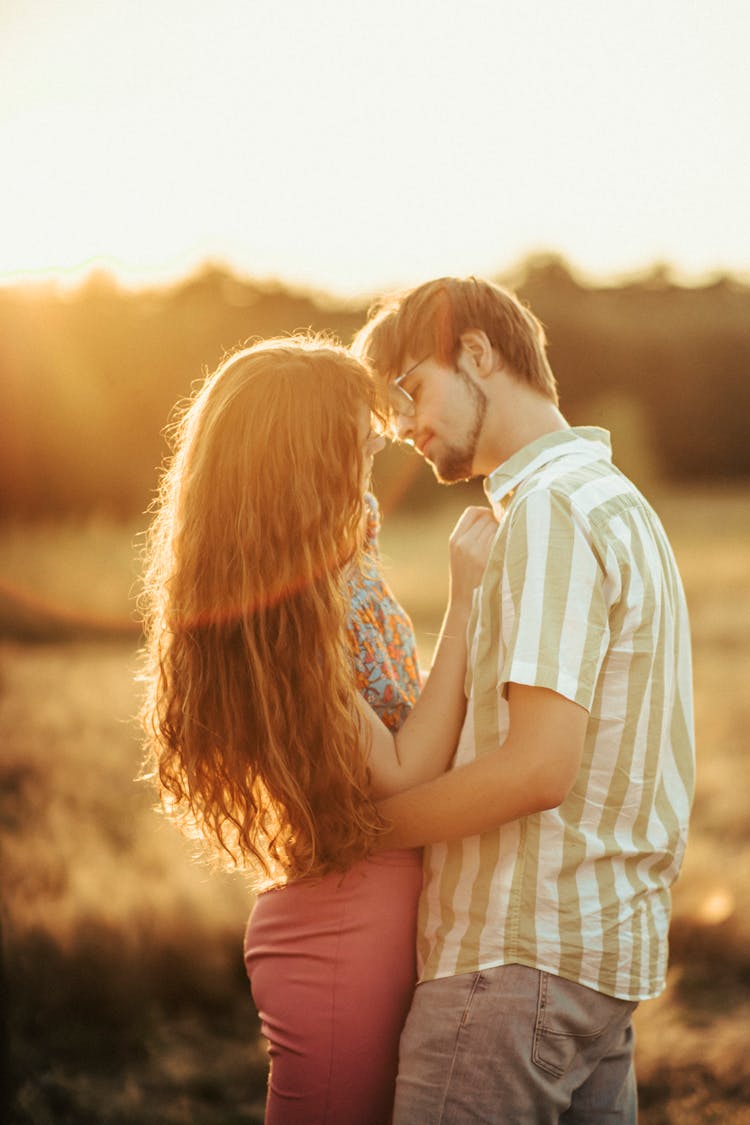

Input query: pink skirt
[244,849,423,1125]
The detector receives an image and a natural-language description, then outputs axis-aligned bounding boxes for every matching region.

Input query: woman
[139,335,496,1124]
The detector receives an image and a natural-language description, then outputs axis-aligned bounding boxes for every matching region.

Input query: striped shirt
[417,427,695,1001]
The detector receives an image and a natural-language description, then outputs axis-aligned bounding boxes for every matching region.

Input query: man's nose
[396,412,415,443]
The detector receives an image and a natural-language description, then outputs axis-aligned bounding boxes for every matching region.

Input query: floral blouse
[347,493,420,733]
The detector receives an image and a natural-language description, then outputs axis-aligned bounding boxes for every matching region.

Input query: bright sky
[1,0,748,297]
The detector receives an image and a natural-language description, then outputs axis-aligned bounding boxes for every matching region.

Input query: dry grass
[1,485,749,1123]
[0,641,267,1124]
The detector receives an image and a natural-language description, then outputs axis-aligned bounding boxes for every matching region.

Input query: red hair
[139,336,385,886]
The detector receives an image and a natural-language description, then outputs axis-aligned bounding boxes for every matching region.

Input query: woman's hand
[448,506,498,609]
[363,506,497,799]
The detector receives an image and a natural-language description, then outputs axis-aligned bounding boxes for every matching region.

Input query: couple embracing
[141,277,695,1124]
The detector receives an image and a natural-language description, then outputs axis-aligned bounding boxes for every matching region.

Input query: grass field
[1,485,749,1123]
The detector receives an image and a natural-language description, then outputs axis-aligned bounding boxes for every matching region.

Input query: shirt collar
[483,427,613,510]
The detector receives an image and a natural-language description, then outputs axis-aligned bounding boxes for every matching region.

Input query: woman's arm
[372,683,588,844]
[363,506,498,798]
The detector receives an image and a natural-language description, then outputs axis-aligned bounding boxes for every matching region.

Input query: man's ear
[458,330,497,378]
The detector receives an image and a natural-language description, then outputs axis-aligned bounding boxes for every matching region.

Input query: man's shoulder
[510,456,647,525]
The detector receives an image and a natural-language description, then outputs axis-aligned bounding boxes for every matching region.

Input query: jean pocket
[531,972,635,1079]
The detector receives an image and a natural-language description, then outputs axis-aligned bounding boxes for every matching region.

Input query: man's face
[389,353,488,483]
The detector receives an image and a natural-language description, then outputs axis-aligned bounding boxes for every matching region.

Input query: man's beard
[430,370,488,484]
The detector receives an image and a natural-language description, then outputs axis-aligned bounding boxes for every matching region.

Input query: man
[352,277,695,1124]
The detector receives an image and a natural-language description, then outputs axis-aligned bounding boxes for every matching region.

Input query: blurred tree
[1,259,748,519]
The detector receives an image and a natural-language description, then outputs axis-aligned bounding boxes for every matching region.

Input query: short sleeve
[497,488,610,712]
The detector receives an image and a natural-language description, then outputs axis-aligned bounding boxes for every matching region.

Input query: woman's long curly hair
[139,336,386,887]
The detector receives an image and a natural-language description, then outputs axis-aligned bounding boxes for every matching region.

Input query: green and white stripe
[417,428,695,1001]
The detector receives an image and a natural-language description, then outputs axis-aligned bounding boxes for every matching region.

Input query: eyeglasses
[387,356,428,419]
[387,374,416,419]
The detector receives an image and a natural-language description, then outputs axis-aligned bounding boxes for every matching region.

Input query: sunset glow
[2,0,748,295]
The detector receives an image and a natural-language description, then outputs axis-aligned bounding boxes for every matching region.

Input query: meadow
[1,485,749,1123]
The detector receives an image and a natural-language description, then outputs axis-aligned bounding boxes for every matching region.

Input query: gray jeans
[393,963,638,1124]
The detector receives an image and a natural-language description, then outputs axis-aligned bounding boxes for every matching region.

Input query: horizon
[1,249,748,305]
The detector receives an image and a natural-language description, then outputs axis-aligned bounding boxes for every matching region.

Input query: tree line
[1,256,748,518]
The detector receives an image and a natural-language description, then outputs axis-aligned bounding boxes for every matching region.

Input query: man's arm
[374,683,588,848]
